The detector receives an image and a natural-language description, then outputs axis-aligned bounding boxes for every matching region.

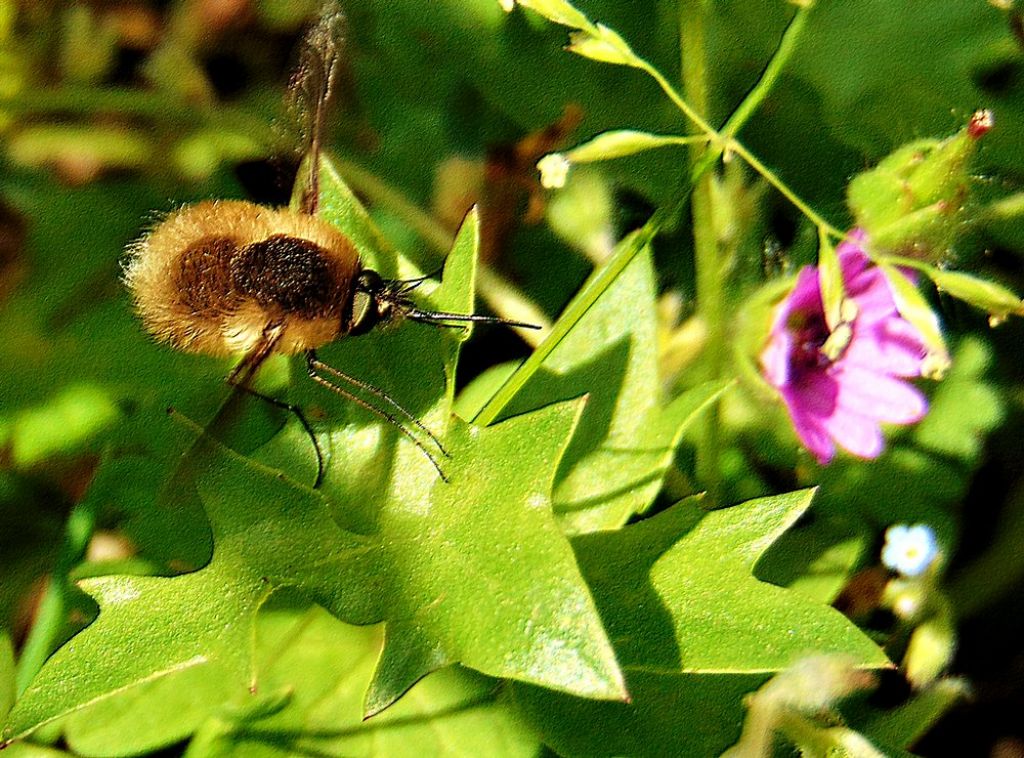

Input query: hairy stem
[679,0,724,504]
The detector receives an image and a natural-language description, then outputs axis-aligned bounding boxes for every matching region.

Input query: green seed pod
[847,110,993,261]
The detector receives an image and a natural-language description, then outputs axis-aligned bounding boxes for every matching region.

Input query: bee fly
[123,9,536,487]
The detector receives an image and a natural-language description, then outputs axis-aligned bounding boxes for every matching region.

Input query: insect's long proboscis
[407,307,542,330]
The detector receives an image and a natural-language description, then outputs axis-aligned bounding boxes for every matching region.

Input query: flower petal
[761,330,793,387]
[774,266,822,328]
[759,227,936,465]
[787,405,836,463]
[844,318,927,377]
[834,366,928,424]
[845,267,901,324]
[784,370,838,417]
[822,406,885,459]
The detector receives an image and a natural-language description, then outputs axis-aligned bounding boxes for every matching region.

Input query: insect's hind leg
[229,383,326,489]
[227,334,326,488]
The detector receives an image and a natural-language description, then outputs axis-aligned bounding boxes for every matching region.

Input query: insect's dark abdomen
[175,236,239,315]
[230,234,341,318]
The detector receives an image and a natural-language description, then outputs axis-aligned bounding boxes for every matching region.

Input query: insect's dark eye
[356,270,384,293]
[348,269,387,336]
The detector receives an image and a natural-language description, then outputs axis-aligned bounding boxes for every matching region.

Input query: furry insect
[123,9,535,486]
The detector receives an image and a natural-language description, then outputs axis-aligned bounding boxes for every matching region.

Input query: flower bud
[567,24,638,67]
[501,0,591,29]
[905,614,956,689]
[847,110,992,261]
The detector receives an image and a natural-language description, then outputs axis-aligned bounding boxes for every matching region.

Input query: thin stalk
[474,226,657,426]
[679,0,723,504]
[728,139,844,238]
[717,5,811,144]
[635,8,835,241]
[637,58,718,140]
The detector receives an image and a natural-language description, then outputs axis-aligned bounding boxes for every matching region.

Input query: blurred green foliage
[1,0,1023,756]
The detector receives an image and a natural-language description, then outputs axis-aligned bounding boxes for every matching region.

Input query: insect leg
[227,329,326,488]
[306,350,449,457]
[229,383,325,489]
[305,351,449,482]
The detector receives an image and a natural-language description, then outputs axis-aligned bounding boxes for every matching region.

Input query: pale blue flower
[882,524,939,577]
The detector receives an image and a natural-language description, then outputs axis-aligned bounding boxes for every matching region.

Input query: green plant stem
[716,5,810,145]
[679,0,723,504]
[333,157,551,343]
[473,181,709,426]
[636,7,836,241]
[475,4,816,430]
[15,498,97,695]
[728,140,843,238]
[474,226,655,426]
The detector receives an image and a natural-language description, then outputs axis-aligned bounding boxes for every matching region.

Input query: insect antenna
[392,267,446,294]
[305,350,451,482]
[373,275,543,331]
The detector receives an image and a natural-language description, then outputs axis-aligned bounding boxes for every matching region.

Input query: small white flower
[881,524,939,577]
[537,153,571,189]
[499,0,516,12]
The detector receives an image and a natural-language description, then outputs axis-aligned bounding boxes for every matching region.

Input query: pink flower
[760,231,930,464]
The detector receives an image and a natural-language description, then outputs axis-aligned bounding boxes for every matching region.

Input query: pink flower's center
[787,313,833,374]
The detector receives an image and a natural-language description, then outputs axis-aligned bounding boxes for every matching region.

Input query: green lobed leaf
[478,241,726,532]
[184,599,540,757]
[247,160,624,710]
[314,399,625,714]
[512,490,889,756]
[217,170,625,713]
[2,424,372,748]
[513,672,766,758]
[5,162,625,745]
[61,665,248,757]
[756,514,871,606]
[209,398,624,717]
[1,533,275,745]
